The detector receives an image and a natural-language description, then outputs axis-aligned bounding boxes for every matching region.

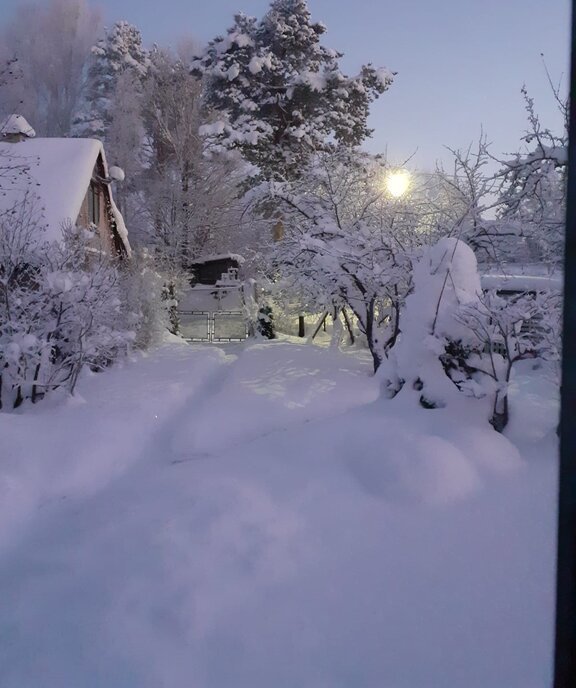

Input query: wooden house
[187,254,245,286]
[0,114,131,259]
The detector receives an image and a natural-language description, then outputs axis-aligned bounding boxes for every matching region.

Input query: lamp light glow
[385,170,411,198]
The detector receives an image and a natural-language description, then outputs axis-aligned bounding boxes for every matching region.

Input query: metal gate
[178,310,247,342]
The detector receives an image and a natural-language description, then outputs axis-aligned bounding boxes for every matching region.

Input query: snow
[190,252,245,265]
[109,164,125,181]
[0,137,102,244]
[109,193,132,257]
[0,114,36,138]
[0,340,558,687]
[481,267,562,293]
[248,53,272,74]
[226,62,240,80]
[374,66,396,87]
[392,238,484,406]
[295,69,328,91]
[178,284,244,312]
[0,137,131,254]
[199,120,228,137]
[213,30,255,56]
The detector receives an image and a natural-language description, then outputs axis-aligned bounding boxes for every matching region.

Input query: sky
[0,0,571,170]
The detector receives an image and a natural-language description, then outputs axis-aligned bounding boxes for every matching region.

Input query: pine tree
[257,304,275,339]
[192,0,393,180]
[74,20,148,140]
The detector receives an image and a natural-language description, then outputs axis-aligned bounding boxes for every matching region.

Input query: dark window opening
[88,183,100,226]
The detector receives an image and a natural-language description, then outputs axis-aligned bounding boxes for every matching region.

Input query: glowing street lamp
[384,169,411,198]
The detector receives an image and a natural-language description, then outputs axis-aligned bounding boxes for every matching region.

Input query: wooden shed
[187,254,245,285]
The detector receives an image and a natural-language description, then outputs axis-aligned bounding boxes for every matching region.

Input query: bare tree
[263,149,422,371]
[139,47,247,264]
[0,0,101,135]
[455,289,561,431]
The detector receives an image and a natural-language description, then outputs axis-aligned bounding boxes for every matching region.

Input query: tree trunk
[491,390,509,433]
[491,361,513,433]
[330,307,343,350]
[310,312,328,340]
[341,308,355,344]
[298,315,306,338]
[364,301,382,373]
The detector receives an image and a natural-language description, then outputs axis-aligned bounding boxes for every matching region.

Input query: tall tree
[192,0,393,180]
[0,0,101,136]
[74,20,148,140]
[139,48,247,266]
[265,149,420,371]
[105,70,146,225]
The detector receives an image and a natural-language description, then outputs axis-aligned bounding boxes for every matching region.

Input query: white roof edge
[191,253,245,265]
[0,136,131,256]
[481,273,562,292]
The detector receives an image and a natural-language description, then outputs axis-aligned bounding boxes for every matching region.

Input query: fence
[178,310,247,342]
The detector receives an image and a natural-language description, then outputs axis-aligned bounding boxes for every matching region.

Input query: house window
[88,183,100,225]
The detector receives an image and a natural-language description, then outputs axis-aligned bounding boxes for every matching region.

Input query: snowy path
[0,341,559,688]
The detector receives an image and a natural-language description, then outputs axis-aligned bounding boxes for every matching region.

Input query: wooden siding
[77,183,115,254]
[75,153,127,259]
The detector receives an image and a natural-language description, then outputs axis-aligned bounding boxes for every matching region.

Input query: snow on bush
[389,238,483,408]
[119,248,170,350]
[0,207,135,410]
[455,287,561,431]
[259,149,417,371]
[385,236,562,431]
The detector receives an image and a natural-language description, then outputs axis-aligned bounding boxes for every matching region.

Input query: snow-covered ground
[0,340,559,688]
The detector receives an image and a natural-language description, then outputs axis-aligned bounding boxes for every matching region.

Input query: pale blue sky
[0,0,571,169]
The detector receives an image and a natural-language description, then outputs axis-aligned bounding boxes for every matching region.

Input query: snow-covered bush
[119,248,169,349]
[496,87,566,267]
[256,304,275,339]
[388,238,484,407]
[386,236,562,431]
[0,209,134,409]
[262,150,420,371]
[455,288,562,431]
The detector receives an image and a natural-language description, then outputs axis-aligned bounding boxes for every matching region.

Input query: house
[480,264,562,296]
[480,263,562,354]
[178,254,250,342]
[0,114,131,258]
[187,253,245,286]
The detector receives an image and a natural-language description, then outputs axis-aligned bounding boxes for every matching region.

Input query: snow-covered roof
[481,264,562,292]
[0,114,36,138]
[0,136,130,254]
[190,253,245,265]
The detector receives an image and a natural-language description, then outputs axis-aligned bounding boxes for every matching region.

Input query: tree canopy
[192,0,393,180]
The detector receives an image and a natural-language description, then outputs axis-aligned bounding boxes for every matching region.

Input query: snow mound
[348,430,481,505]
[0,341,557,688]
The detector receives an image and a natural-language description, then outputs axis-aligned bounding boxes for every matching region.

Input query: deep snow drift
[0,340,558,688]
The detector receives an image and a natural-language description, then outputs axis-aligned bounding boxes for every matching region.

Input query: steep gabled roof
[0,136,131,255]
